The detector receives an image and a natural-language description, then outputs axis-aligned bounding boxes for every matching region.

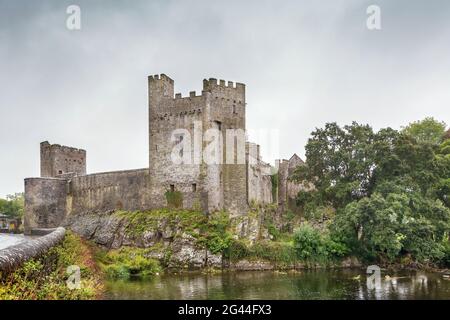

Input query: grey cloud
[0,0,449,197]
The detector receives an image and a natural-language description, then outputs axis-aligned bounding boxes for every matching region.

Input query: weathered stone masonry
[0,227,66,274]
[25,74,304,234]
[40,141,86,178]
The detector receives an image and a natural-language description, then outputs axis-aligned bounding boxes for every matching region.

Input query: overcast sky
[0,0,449,198]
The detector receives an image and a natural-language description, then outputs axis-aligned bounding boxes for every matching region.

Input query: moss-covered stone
[164,191,183,208]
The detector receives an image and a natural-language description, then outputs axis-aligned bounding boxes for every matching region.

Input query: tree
[294,121,450,265]
[294,123,445,212]
[0,193,24,219]
[293,122,376,210]
[435,137,450,207]
[402,117,447,145]
[332,181,450,263]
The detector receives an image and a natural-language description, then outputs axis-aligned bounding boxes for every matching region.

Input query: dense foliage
[293,224,347,264]
[293,119,450,266]
[226,239,297,267]
[95,247,161,279]
[402,117,446,145]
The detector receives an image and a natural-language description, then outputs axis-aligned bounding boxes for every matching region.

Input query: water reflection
[105,270,450,300]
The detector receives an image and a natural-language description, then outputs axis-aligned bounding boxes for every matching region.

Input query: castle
[24,74,302,233]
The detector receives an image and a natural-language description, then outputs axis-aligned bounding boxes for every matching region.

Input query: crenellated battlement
[174,90,208,100]
[203,78,245,91]
[148,73,174,84]
[149,74,245,111]
[41,141,86,155]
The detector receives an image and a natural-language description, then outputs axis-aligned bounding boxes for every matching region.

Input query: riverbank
[1,230,447,300]
[0,231,103,300]
[65,208,449,277]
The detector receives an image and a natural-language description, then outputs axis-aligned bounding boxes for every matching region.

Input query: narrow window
[214,120,222,131]
[170,184,175,192]
[232,105,236,114]
[192,183,197,192]
[58,170,63,174]
[179,135,184,157]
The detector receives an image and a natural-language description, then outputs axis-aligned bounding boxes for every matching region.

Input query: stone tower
[148,74,248,214]
[40,141,86,178]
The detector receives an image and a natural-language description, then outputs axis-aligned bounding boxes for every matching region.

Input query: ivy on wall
[164,190,183,208]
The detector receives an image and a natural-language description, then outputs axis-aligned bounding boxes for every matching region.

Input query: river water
[0,233,28,250]
[105,269,450,300]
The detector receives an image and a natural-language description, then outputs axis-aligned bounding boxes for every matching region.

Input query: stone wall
[276,154,304,214]
[0,227,66,275]
[40,141,86,178]
[24,178,68,234]
[247,142,273,205]
[68,168,152,216]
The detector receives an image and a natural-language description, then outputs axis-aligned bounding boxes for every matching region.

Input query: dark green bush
[294,224,348,263]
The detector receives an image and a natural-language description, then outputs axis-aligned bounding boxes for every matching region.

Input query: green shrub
[197,211,233,254]
[225,239,250,262]
[104,264,130,279]
[441,240,450,267]
[100,247,161,279]
[293,224,323,261]
[293,224,348,263]
[268,224,281,240]
[226,239,296,266]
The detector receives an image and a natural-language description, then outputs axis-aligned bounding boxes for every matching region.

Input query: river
[104,269,450,300]
[0,233,28,250]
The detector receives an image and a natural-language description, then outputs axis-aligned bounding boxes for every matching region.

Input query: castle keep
[24,74,303,233]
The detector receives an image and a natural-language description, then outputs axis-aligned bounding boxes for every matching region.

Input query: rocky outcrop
[64,212,222,269]
[0,227,66,275]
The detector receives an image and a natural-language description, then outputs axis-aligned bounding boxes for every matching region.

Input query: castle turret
[148,74,174,110]
[40,141,86,178]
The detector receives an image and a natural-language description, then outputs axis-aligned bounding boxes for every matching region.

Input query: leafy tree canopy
[293,121,450,265]
[402,117,447,145]
[0,193,24,219]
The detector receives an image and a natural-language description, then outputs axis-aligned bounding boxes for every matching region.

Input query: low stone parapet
[0,227,66,275]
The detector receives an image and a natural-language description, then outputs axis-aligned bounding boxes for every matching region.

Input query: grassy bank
[0,231,103,300]
[94,246,161,279]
